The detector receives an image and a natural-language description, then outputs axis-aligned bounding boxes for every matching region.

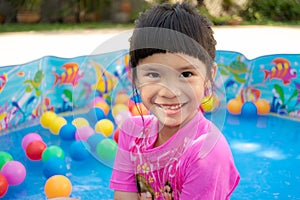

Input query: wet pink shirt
[110,111,240,200]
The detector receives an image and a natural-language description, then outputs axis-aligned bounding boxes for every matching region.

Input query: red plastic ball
[113,128,119,144]
[26,140,47,161]
[0,174,8,198]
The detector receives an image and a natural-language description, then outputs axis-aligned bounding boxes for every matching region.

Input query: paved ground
[0,26,300,67]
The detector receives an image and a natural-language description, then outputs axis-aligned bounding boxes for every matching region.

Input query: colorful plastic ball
[93,107,106,121]
[96,138,118,160]
[128,100,136,112]
[114,110,131,127]
[42,145,65,163]
[112,104,128,117]
[255,99,270,115]
[0,151,13,170]
[43,157,67,179]
[227,98,243,115]
[72,117,89,128]
[90,97,105,107]
[0,174,8,198]
[69,141,90,161]
[113,128,120,144]
[94,119,114,137]
[49,116,67,135]
[25,140,47,161]
[115,92,130,105]
[40,111,57,128]
[44,175,72,199]
[75,126,94,141]
[241,101,258,117]
[21,133,43,150]
[59,123,77,141]
[87,133,105,152]
[131,102,149,116]
[94,101,110,115]
[201,95,219,113]
[1,161,26,186]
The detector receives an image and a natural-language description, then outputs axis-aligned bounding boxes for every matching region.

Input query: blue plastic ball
[69,141,90,161]
[59,123,77,141]
[241,101,257,117]
[94,107,106,121]
[87,133,105,152]
[43,157,67,179]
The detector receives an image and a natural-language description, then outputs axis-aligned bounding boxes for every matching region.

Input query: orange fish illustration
[16,72,25,77]
[262,58,296,85]
[0,73,7,93]
[52,62,84,87]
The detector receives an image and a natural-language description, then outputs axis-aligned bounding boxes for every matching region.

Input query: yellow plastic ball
[112,104,128,117]
[49,116,67,135]
[95,119,114,137]
[227,98,243,115]
[255,99,270,115]
[44,175,72,199]
[201,95,219,113]
[72,117,89,128]
[40,111,57,129]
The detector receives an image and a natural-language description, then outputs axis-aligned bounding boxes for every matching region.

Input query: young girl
[110,2,240,200]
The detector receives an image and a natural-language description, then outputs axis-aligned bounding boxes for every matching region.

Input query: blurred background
[0,0,299,33]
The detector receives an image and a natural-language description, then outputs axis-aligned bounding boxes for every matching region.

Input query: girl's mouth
[155,103,186,114]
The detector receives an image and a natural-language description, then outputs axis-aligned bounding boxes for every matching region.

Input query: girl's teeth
[161,104,182,110]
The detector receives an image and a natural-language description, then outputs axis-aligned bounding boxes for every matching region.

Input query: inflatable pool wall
[0,50,299,133]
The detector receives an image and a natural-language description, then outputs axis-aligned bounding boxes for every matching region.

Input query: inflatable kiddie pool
[0,50,300,199]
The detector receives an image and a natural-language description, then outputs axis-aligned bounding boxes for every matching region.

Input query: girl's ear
[211,62,218,80]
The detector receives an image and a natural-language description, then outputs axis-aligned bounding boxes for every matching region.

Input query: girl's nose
[157,84,182,99]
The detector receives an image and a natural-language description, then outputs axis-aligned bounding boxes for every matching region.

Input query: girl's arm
[114,191,139,200]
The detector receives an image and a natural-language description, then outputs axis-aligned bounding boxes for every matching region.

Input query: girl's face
[135,52,213,129]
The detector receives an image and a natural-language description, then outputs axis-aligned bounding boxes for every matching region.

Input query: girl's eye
[147,72,160,78]
[180,71,193,78]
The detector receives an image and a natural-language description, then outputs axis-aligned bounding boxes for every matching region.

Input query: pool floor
[1,114,300,200]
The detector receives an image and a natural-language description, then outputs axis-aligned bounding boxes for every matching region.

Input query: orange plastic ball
[227,99,242,115]
[94,101,110,115]
[115,92,130,105]
[255,99,270,115]
[44,175,72,199]
[131,103,149,116]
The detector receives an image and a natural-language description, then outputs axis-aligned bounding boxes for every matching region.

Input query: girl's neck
[154,124,180,148]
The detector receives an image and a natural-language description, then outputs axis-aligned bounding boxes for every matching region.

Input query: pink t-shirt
[110,111,240,200]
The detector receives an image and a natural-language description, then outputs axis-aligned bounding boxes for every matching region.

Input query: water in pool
[1,113,299,200]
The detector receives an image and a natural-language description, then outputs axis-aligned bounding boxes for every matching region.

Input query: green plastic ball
[42,145,65,163]
[96,138,117,160]
[0,151,13,170]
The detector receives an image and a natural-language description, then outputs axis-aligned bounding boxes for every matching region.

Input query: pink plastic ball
[1,161,26,186]
[114,110,131,127]
[75,126,95,141]
[21,133,43,150]
[89,97,105,107]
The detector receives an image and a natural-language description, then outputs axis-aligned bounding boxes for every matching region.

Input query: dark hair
[129,2,216,77]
